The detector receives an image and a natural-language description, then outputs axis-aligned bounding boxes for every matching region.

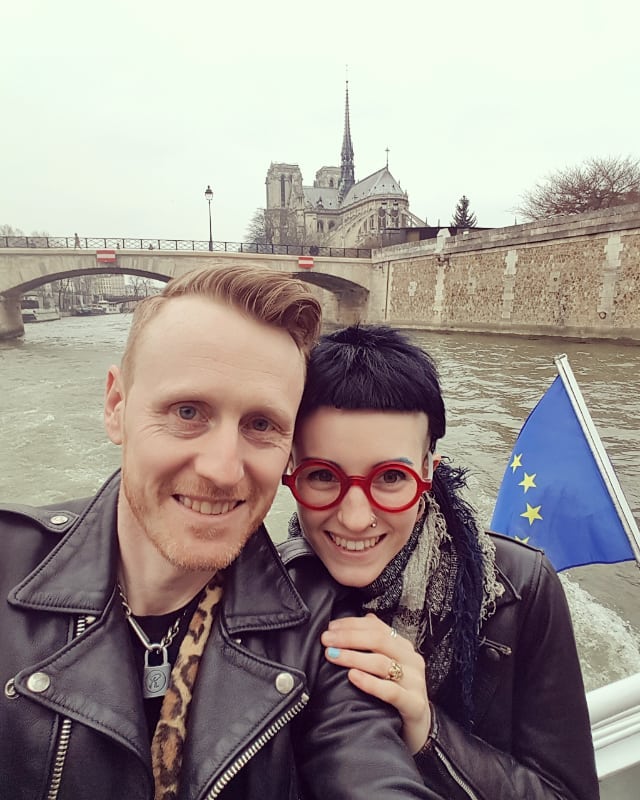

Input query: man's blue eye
[178,406,197,420]
[252,418,271,432]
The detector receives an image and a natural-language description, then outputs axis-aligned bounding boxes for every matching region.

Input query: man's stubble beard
[121,468,271,572]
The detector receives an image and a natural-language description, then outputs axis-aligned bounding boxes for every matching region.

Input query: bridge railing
[0,236,372,259]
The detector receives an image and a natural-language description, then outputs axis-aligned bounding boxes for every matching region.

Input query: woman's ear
[421,452,441,483]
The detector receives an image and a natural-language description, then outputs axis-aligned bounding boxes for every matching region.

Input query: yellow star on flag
[515,535,530,544]
[518,473,537,493]
[510,453,523,472]
[521,504,543,525]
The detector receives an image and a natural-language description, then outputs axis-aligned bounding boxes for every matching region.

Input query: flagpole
[554,353,640,565]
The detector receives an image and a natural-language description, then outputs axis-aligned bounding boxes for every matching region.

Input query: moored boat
[72,304,106,316]
[96,300,120,314]
[20,296,61,323]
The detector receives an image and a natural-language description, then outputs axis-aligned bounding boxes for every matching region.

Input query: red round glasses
[282,457,435,513]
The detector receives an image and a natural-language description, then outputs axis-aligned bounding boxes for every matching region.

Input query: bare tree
[245,208,269,244]
[51,277,75,311]
[128,275,155,299]
[516,156,640,220]
[0,224,25,247]
[0,224,24,235]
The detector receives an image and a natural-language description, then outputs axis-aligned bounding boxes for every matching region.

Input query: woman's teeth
[329,533,381,551]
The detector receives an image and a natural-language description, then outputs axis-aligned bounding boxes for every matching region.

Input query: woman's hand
[321,613,431,754]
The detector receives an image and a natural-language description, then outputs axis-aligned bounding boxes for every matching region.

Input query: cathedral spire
[338,80,355,203]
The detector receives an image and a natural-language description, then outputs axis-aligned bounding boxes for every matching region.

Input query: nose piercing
[370,515,377,529]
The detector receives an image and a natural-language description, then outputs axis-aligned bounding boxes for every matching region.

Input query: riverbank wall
[376,203,640,343]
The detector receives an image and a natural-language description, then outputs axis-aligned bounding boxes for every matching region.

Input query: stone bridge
[0,248,385,339]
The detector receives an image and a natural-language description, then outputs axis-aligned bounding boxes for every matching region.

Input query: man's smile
[176,495,243,515]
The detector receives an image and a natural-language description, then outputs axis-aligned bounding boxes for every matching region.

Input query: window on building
[280,175,286,207]
[317,221,324,232]
[328,221,335,230]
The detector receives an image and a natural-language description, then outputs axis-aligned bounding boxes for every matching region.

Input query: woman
[280,324,598,800]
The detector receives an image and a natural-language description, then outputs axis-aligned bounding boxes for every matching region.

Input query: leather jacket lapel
[9,473,120,613]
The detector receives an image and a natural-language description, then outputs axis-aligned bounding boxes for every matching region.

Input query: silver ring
[390,627,398,639]
[370,515,377,529]
[386,659,403,682]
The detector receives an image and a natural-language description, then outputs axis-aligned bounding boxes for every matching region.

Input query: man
[1,266,439,800]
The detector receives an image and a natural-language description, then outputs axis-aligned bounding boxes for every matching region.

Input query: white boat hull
[21,308,61,323]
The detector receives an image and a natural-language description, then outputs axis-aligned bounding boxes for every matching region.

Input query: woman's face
[291,407,431,587]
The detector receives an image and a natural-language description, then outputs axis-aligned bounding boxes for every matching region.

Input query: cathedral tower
[337,81,355,204]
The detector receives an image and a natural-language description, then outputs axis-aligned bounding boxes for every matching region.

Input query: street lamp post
[204,185,213,251]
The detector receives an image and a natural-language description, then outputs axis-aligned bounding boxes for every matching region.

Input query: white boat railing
[587,671,640,797]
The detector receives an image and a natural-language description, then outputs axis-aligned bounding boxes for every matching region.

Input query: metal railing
[0,236,372,259]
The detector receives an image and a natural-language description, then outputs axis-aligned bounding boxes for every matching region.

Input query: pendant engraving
[143,648,172,699]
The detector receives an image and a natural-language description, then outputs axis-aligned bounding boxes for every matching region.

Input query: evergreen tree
[451,195,477,228]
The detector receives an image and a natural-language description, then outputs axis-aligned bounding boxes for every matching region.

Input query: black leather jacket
[0,474,441,800]
[280,534,599,800]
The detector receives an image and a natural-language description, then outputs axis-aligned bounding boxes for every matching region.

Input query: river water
[1,315,639,691]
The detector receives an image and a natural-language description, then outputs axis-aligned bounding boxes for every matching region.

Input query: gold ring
[386,659,403,682]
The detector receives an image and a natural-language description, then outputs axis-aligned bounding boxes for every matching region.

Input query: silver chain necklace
[118,583,183,699]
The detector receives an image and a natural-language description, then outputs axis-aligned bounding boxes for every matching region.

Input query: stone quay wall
[374,203,640,343]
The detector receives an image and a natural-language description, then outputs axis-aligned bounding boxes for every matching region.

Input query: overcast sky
[2,0,638,243]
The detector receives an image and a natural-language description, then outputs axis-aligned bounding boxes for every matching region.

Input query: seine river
[1,314,639,691]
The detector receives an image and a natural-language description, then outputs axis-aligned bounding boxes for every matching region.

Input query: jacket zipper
[479,636,512,656]
[206,691,310,799]
[433,743,480,800]
[46,614,91,800]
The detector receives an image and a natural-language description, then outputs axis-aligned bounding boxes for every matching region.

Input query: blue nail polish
[327,647,341,659]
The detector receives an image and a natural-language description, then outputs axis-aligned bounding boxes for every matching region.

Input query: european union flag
[491,364,638,572]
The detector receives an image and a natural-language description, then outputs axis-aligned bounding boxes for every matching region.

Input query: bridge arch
[0,249,385,339]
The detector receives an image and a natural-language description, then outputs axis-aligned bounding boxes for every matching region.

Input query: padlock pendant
[143,647,172,699]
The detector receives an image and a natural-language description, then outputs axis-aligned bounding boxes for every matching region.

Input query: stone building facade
[265,83,423,248]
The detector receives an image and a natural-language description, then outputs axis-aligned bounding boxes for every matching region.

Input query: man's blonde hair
[120,265,322,386]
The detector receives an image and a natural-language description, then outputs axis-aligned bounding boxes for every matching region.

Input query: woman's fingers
[322,613,414,656]
[323,613,432,753]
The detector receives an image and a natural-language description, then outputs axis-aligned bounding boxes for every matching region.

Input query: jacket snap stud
[27,672,51,693]
[50,514,69,525]
[484,647,501,663]
[4,678,18,699]
[275,672,295,695]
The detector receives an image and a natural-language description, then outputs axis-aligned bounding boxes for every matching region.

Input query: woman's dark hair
[297,324,446,447]
[299,324,484,728]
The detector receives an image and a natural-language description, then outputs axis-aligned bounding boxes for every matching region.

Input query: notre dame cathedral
[264,83,423,248]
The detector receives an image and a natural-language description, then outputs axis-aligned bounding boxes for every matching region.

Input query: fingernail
[327,647,341,659]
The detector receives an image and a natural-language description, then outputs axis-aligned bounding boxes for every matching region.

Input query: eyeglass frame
[282,452,437,513]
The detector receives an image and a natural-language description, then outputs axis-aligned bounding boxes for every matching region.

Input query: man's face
[105,296,305,574]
